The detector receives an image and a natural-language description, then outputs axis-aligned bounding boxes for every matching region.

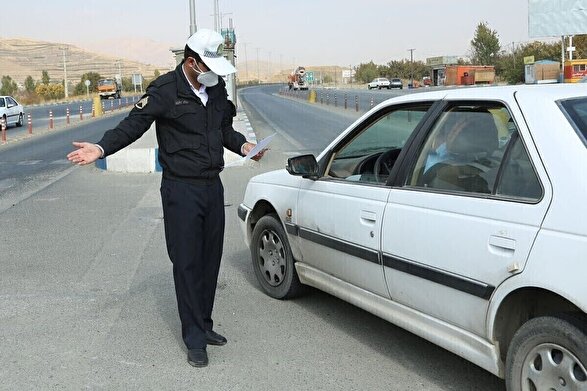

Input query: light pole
[408,48,415,88]
[256,47,260,83]
[189,0,197,35]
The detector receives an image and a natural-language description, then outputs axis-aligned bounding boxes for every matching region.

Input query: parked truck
[97,77,122,99]
[287,66,308,90]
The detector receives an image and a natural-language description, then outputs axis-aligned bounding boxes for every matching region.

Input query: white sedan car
[238,84,587,390]
[0,95,24,128]
[367,77,391,89]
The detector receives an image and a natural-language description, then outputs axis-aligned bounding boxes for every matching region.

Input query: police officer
[67,29,264,368]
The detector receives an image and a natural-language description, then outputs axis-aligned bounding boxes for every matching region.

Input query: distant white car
[367,77,391,90]
[239,84,587,390]
[0,96,24,128]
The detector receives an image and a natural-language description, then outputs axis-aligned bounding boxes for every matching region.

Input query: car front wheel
[506,315,587,391]
[16,113,23,127]
[250,214,303,299]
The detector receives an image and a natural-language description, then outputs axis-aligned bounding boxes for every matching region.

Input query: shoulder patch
[135,96,149,110]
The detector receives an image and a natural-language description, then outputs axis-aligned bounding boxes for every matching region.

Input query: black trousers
[160,176,225,349]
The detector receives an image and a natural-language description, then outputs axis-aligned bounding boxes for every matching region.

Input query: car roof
[382,84,586,106]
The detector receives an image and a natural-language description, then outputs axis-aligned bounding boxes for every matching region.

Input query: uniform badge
[135,96,149,110]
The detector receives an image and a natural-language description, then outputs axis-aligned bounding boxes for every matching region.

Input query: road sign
[306,71,314,82]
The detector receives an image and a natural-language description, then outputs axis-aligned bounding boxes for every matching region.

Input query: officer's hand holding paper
[225,133,275,167]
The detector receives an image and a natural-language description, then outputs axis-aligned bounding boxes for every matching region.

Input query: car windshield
[560,97,587,146]
[99,80,114,86]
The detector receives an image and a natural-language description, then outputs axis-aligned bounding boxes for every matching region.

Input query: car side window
[0,98,5,108]
[408,103,516,194]
[496,135,542,200]
[407,103,542,201]
[327,104,431,184]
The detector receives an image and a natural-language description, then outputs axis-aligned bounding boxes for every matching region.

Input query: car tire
[505,314,587,391]
[16,113,23,127]
[250,214,304,300]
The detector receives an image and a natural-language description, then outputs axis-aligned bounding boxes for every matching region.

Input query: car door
[5,97,18,125]
[381,100,550,337]
[296,103,433,297]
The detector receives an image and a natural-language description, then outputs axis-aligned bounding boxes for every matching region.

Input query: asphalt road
[0,85,505,390]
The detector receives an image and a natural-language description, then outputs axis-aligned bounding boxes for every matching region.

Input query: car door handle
[488,235,516,255]
[360,210,377,224]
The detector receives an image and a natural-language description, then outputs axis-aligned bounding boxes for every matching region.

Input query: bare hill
[0,38,171,85]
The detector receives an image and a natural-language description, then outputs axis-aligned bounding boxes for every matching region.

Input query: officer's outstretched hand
[67,142,102,166]
[242,142,267,161]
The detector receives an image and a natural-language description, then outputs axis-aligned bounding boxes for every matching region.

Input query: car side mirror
[286,154,319,180]
[7,103,14,108]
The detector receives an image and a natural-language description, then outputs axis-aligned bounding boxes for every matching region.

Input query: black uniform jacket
[97,62,246,183]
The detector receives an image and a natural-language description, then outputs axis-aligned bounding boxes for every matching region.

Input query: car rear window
[560,97,587,146]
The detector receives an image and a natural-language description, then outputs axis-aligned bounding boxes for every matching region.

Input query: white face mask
[191,61,219,87]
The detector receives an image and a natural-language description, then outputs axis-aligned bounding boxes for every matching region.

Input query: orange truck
[97,77,122,99]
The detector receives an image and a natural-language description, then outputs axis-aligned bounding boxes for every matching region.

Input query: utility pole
[213,0,220,32]
[60,47,69,98]
[256,47,260,83]
[268,51,272,82]
[189,0,197,35]
[408,48,415,87]
[242,42,249,81]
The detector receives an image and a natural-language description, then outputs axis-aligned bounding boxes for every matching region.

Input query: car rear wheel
[16,113,23,127]
[506,315,587,391]
[250,214,303,299]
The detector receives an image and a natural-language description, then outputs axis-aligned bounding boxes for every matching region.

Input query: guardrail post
[27,113,32,134]
[49,110,54,129]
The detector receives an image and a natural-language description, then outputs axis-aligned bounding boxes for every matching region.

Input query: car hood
[248,168,296,186]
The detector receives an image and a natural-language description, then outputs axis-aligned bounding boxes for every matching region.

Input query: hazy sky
[0,0,543,68]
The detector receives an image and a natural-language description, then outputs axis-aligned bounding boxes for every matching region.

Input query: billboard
[529,0,587,37]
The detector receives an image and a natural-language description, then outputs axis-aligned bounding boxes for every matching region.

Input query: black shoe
[206,330,227,346]
[187,348,208,367]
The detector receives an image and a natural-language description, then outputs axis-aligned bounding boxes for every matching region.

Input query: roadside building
[525,59,560,84]
[425,56,495,86]
[564,58,587,83]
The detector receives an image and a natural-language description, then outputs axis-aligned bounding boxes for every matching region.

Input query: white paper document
[224,133,276,167]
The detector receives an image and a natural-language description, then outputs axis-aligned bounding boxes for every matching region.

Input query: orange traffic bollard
[79,105,83,121]
[66,107,70,125]
[27,113,32,134]
[49,110,54,129]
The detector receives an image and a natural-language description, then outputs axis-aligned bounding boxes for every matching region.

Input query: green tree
[354,61,380,83]
[154,69,161,78]
[24,76,36,93]
[1,76,18,96]
[73,72,102,96]
[470,22,501,65]
[41,70,50,85]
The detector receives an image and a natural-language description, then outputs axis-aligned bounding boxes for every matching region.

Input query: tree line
[354,22,587,85]
[0,69,161,104]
